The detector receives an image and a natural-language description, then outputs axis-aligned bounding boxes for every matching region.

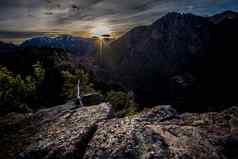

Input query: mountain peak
[55,35,75,41]
[152,12,207,27]
[20,35,96,55]
[0,41,18,53]
[209,10,238,24]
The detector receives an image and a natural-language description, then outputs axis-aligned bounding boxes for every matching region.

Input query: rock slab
[84,106,238,159]
[0,104,238,159]
[0,102,112,159]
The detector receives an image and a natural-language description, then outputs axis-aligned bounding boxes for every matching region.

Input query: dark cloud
[0,0,238,43]
[0,30,60,40]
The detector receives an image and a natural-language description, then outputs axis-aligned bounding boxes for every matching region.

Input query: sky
[0,0,238,43]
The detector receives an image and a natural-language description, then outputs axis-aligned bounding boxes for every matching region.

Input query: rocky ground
[0,101,237,159]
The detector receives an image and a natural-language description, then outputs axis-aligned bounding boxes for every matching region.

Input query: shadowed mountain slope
[98,11,238,111]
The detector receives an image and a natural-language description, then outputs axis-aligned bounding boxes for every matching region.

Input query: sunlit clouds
[0,0,238,43]
[90,24,112,37]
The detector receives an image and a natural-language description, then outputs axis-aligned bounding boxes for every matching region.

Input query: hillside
[0,46,99,115]
[0,10,238,159]
[1,11,238,113]
[96,11,238,111]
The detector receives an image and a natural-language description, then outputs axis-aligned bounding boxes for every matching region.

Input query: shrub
[61,69,95,100]
[106,90,138,117]
[0,63,44,114]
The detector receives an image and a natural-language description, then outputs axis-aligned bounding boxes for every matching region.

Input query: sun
[91,25,111,37]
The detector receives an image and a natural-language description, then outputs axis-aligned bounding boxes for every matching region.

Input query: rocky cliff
[0,102,237,159]
[96,11,238,109]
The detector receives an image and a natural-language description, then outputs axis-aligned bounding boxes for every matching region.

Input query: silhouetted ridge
[20,35,96,56]
[209,10,238,24]
[96,10,238,111]
[0,41,18,54]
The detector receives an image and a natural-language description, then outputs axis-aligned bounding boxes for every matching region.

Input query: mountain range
[95,10,238,111]
[0,35,96,56]
[21,35,96,56]
[0,10,238,111]
[0,41,18,54]
[1,10,238,159]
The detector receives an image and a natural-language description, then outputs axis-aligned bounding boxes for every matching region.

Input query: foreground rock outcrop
[84,106,238,159]
[0,102,112,159]
[0,103,238,159]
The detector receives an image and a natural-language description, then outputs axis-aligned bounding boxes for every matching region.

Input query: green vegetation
[106,90,138,117]
[0,63,44,114]
[61,69,95,99]
[0,46,139,116]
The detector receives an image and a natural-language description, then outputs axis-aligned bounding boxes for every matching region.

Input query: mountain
[0,41,19,71]
[97,11,238,111]
[1,11,238,112]
[0,45,80,109]
[0,41,18,54]
[209,10,238,24]
[20,35,96,56]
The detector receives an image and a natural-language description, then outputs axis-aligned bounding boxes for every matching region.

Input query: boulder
[0,102,112,159]
[82,93,105,106]
[1,103,238,159]
[83,106,179,159]
[84,106,238,159]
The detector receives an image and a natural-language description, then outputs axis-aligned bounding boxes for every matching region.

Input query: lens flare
[91,25,111,37]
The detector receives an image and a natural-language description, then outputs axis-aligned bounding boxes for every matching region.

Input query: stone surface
[0,102,112,159]
[84,106,238,159]
[0,104,238,159]
[83,105,177,159]
[82,93,105,106]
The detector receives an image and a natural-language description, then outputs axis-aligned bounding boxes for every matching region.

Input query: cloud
[0,0,238,43]
[0,30,61,39]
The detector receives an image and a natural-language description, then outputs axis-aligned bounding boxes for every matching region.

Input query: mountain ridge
[95,10,238,110]
[20,35,96,56]
[1,10,238,111]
